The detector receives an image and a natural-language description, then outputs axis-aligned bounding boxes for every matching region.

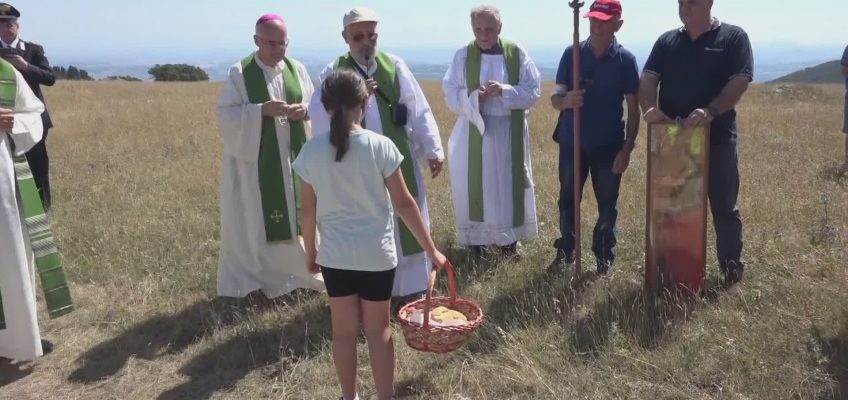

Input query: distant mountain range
[72,61,833,84]
[769,60,846,84]
[55,43,845,84]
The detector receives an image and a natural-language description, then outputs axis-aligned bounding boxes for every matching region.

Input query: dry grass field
[0,80,846,399]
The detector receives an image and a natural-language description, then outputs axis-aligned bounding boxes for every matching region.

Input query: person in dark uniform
[0,3,55,210]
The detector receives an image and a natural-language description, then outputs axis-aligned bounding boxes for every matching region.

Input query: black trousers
[25,127,50,210]
[708,142,744,271]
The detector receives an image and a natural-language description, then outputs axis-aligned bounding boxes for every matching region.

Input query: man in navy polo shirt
[639,0,753,287]
[841,44,848,172]
[548,0,640,277]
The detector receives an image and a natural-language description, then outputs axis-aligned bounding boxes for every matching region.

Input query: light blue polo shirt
[292,129,404,272]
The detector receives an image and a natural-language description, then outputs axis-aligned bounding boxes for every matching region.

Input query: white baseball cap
[343,7,379,28]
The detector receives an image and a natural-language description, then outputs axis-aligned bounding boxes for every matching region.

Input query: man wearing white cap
[308,7,444,301]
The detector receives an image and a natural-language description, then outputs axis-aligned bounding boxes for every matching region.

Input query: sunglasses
[351,32,378,43]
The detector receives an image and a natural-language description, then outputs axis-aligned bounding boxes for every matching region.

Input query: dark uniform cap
[0,3,19,20]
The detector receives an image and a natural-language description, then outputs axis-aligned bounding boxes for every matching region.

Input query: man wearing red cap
[639,0,753,287]
[548,0,640,277]
[215,14,324,299]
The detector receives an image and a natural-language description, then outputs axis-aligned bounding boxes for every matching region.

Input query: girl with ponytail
[292,69,447,400]
[321,69,366,161]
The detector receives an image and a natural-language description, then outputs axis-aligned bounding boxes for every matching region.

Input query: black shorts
[321,267,396,302]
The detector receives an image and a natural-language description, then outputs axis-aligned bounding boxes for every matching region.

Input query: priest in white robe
[443,5,542,258]
[216,14,323,298]
[308,7,444,298]
[0,62,49,361]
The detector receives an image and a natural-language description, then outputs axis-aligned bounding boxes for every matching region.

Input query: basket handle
[421,260,457,331]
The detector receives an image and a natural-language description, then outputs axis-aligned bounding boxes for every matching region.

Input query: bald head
[255,16,287,35]
[254,15,289,65]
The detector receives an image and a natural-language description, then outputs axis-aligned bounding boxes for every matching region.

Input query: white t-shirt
[292,129,404,271]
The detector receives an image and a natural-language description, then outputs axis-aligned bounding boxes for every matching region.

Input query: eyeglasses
[351,32,378,43]
[256,36,290,48]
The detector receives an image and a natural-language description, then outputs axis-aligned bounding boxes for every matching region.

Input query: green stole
[0,59,73,330]
[465,39,525,227]
[240,54,307,242]
[334,52,424,255]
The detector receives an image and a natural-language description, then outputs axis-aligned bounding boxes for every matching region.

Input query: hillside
[770,60,846,84]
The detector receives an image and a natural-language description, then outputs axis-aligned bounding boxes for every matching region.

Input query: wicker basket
[397,261,483,353]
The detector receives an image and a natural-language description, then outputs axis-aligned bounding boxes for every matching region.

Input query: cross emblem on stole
[270,209,286,223]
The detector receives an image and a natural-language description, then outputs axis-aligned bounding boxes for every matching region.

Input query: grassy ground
[0,80,846,399]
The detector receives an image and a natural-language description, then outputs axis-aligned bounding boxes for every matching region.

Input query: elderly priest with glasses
[308,7,445,303]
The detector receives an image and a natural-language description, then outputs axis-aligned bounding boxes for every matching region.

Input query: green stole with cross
[334,52,424,255]
[240,54,307,242]
[465,39,526,227]
[0,59,74,330]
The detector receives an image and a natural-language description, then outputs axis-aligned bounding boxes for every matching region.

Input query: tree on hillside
[148,64,209,82]
[52,65,94,81]
[106,75,143,82]
[67,66,80,80]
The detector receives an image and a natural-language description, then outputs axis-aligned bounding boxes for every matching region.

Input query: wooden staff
[569,0,584,276]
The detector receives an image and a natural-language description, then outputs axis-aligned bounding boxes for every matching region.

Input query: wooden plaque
[645,122,710,296]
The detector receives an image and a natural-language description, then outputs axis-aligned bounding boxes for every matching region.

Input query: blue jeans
[709,142,744,271]
[557,143,622,262]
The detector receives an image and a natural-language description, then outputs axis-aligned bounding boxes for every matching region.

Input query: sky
[15,0,848,68]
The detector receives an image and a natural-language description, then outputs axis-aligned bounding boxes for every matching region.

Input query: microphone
[361,53,373,128]
[364,54,372,78]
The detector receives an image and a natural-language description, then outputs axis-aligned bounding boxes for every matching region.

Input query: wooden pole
[569,0,584,276]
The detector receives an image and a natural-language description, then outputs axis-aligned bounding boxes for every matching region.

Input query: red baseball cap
[584,0,622,21]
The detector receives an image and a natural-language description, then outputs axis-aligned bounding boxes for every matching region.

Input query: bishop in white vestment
[215,15,323,298]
